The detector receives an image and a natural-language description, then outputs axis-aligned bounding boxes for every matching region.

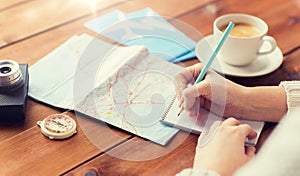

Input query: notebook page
[161,98,264,145]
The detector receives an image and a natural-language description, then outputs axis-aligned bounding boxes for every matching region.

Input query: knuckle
[174,72,184,81]
[242,124,252,129]
[226,117,239,124]
[232,127,242,135]
[218,123,229,132]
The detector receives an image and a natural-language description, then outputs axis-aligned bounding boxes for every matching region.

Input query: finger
[174,69,195,102]
[174,63,205,86]
[175,81,186,104]
[186,63,204,79]
[182,86,197,110]
[237,124,257,139]
[174,65,198,86]
[175,63,207,107]
[174,71,189,90]
[222,117,241,126]
[245,146,256,159]
[193,79,211,97]
[187,97,201,117]
[197,120,222,147]
[182,81,210,109]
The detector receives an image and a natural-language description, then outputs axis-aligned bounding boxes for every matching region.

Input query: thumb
[245,146,256,160]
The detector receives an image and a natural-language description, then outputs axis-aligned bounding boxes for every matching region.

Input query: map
[75,48,185,145]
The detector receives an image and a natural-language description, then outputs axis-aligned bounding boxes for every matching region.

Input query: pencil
[177,105,184,116]
[178,21,235,116]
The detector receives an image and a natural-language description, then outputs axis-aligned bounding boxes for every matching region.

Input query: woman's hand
[175,63,247,118]
[193,118,257,176]
[175,63,287,122]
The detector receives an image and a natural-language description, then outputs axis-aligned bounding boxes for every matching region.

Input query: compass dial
[44,115,74,133]
[37,114,77,140]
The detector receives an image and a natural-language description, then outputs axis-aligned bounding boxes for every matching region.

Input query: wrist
[240,86,287,122]
[233,85,252,118]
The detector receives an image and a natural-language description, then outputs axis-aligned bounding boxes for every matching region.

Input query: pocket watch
[37,114,77,140]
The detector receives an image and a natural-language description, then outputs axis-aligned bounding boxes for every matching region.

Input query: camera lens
[0,67,12,74]
[0,60,24,91]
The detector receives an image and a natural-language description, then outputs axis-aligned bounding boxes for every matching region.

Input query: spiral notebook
[161,97,265,146]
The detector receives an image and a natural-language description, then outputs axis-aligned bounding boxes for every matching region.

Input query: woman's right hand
[175,63,287,122]
[175,63,248,118]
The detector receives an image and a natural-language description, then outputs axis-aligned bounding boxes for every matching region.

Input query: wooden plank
[114,0,209,15]
[64,132,197,176]
[75,113,133,152]
[0,99,62,141]
[264,5,300,53]
[0,0,125,47]
[0,112,131,175]
[0,0,212,63]
[0,0,211,48]
[0,0,30,11]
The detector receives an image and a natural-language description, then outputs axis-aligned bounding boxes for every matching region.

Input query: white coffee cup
[214,13,277,66]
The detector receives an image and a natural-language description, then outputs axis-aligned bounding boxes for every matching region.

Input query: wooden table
[0,0,299,175]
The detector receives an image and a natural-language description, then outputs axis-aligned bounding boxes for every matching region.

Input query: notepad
[161,97,265,146]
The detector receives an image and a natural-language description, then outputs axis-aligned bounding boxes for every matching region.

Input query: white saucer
[195,34,283,77]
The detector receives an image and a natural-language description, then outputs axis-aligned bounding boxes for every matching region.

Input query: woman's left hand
[193,118,257,176]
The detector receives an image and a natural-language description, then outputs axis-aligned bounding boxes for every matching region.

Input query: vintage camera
[0,60,29,121]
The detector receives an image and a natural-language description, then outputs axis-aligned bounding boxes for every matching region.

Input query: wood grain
[0,112,131,176]
[0,0,299,175]
[64,132,196,176]
[0,0,210,49]
[0,0,125,48]
[0,0,30,11]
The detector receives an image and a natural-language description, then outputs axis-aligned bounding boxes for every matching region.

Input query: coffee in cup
[214,14,277,66]
[220,22,261,38]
